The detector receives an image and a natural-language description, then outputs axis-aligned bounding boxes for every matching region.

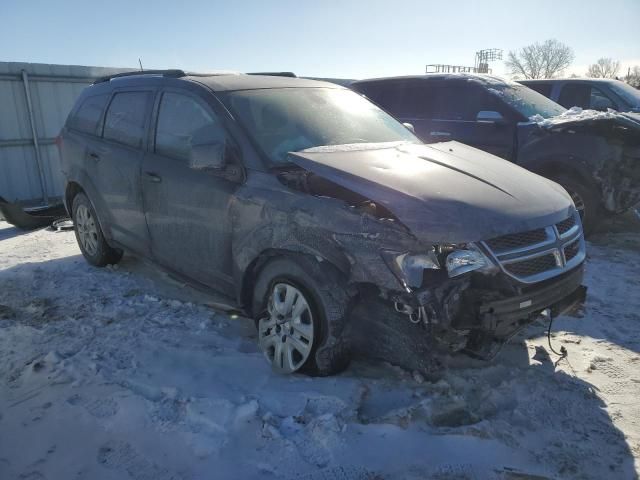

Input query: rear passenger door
[141,89,239,291]
[94,89,154,254]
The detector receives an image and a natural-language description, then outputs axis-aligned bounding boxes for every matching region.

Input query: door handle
[430,131,451,137]
[88,152,100,160]
[144,171,162,183]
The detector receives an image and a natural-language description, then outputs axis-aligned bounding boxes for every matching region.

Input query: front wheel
[72,192,123,267]
[552,174,602,236]
[252,255,352,376]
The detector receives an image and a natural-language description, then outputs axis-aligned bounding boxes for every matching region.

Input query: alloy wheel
[75,204,98,256]
[258,282,315,373]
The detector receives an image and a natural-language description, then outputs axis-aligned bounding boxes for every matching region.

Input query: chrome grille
[481,211,585,283]
[556,215,577,236]
[504,254,558,277]
[564,238,581,262]
[485,228,548,253]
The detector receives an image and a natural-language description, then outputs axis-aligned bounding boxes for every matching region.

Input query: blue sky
[2,0,639,79]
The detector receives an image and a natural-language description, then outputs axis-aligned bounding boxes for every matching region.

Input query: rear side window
[392,81,436,117]
[103,92,151,148]
[357,80,436,118]
[154,92,225,161]
[354,82,385,103]
[525,83,553,98]
[355,82,404,115]
[69,94,109,134]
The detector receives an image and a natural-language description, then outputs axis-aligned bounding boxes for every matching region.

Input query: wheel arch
[64,178,114,242]
[238,248,351,317]
[64,181,83,214]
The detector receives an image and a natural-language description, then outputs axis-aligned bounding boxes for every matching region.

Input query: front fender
[230,184,414,308]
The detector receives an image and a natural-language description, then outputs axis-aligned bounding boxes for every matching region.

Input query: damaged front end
[361,211,588,360]
[385,233,587,359]
[251,143,588,362]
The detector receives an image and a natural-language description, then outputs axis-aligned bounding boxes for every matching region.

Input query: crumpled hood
[289,141,574,243]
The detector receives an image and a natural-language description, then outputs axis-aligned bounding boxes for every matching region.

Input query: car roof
[353,73,516,87]
[90,71,343,92]
[189,74,343,91]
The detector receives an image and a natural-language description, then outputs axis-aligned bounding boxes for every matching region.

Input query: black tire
[252,254,353,376]
[551,174,602,236]
[72,192,123,267]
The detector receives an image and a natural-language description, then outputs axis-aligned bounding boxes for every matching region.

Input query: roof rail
[92,69,186,84]
[247,72,297,78]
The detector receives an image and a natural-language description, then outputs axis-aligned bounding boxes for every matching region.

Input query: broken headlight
[444,245,492,278]
[383,244,494,289]
[382,250,440,289]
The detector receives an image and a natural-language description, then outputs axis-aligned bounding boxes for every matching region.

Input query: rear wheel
[552,174,602,235]
[252,255,352,376]
[72,193,123,267]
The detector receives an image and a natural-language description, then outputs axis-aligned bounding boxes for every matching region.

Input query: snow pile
[1,220,640,479]
[530,106,619,126]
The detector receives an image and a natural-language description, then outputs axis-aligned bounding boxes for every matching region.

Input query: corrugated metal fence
[0,62,131,206]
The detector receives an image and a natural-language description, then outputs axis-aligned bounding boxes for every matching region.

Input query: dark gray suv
[58,70,586,375]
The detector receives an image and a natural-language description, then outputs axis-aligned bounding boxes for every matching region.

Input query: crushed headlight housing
[382,244,494,289]
[381,250,440,289]
[397,252,440,287]
[445,245,491,277]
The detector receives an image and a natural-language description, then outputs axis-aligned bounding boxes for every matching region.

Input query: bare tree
[505,39,574,79]
[586,58,621,78]
[626,66,640,88]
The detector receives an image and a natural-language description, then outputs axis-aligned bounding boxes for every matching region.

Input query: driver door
[141,90,239,291]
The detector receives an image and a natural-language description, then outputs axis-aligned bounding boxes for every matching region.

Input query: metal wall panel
[0,62,132,206]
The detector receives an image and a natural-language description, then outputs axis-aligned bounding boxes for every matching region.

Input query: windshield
[610,81,640,108]
[224,87,419,165]
[488,84,566,119]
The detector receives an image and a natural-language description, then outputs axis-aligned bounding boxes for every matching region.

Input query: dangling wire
[546,311,567,358]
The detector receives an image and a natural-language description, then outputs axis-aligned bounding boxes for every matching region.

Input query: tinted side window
[590,87,615,111]
[429,84,485,121]
[354,82,385,102]
[392,81,436,117]
[69,94,110,134]
[526,83,553,98]
[155,92,225,162]
[355,82,405,116]
[103,92,151,148]
[558,84,591,109]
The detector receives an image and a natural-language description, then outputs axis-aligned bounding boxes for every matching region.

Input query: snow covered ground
[1,216,639,480]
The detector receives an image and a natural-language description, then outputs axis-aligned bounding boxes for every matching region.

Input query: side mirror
[402,122,415,133]
[189,142,226,171]
[476,111,505,124]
